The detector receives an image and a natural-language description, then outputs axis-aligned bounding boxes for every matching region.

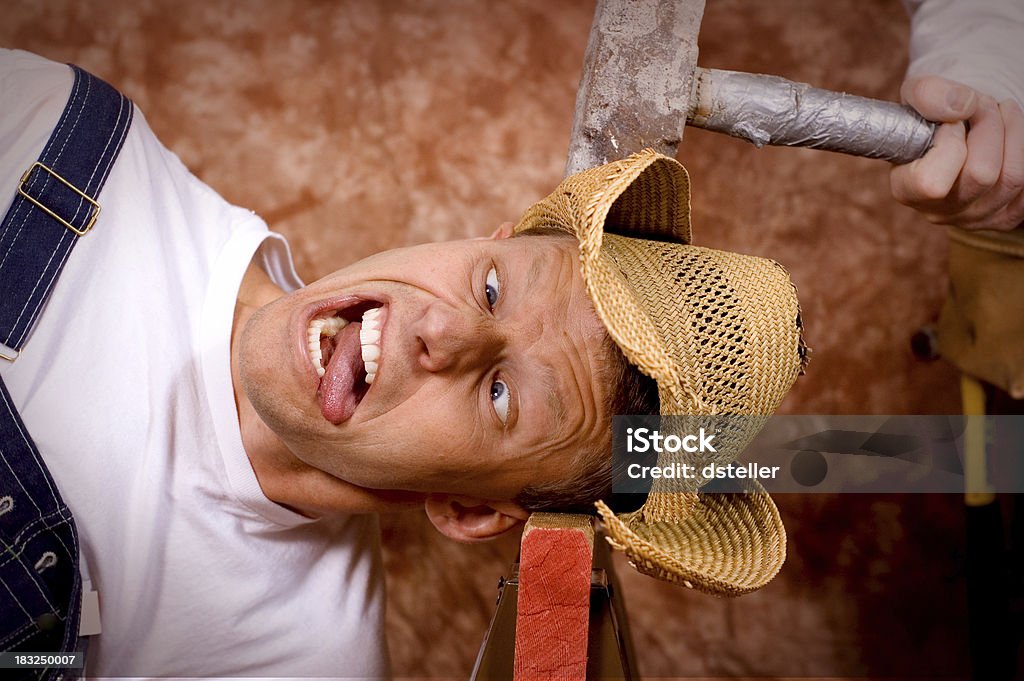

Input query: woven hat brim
[596,483,787,596]
[514,149,692,245]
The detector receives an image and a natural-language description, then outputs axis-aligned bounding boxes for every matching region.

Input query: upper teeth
[306,306,383,385]
[360,307,382,385]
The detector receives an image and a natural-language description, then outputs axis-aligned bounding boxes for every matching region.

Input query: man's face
[238,233,611,503]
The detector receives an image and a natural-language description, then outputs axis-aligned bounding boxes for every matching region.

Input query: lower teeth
[308,315,347,377]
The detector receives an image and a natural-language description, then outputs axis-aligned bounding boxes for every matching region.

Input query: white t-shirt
[903,0,1024,104]
[0,49,388,679]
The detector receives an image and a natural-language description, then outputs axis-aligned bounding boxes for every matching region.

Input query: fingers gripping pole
[688,67,938,164]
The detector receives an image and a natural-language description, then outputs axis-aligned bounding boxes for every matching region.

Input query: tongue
[318,323,364,424]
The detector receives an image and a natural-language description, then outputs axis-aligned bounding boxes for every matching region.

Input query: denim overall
[0,64,132,680]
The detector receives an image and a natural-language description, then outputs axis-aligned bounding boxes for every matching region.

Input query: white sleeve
[0,49,74,218]
[901,0,1024,105]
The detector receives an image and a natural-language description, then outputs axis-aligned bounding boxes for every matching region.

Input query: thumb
[901,75,978,123]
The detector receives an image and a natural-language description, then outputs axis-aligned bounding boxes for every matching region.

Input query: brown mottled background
[3,1,980,678]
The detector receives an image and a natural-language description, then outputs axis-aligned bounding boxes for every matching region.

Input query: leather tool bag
[937,226,1024,398]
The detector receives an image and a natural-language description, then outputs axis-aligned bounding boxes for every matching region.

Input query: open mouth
[306,300,386,424]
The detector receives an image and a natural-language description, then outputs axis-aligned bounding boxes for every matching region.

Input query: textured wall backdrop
[3,1,971,678]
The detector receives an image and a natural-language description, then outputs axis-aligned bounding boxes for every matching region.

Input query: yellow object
[961,374,994,507]
[939,227,1024,399]
[19,161,101,236]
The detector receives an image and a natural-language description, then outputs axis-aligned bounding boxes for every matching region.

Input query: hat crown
[515,149,806,419]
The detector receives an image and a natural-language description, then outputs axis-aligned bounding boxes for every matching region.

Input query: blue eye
[490,378,510,424]
[485,267,500,309]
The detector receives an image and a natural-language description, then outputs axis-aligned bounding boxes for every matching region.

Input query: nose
[414,301,502,373]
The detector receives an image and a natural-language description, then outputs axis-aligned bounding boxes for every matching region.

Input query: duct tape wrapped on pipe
[688,67,937,164]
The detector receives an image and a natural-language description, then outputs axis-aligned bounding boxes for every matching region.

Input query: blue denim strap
[0,64,133,355]
[0,64,132,680]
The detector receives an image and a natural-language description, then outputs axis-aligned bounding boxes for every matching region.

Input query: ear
[424,494,530,543]
[488,222,514,240]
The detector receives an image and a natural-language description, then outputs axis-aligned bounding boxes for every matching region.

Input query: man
[2,1,1021,676]
[892,0,1024,403]
[1,47,809,678]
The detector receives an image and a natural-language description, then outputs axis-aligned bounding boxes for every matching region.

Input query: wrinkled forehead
[502,233,615,465]
[510,228,611,348]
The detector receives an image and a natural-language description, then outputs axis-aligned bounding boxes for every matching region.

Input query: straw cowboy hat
[513,149,808,596]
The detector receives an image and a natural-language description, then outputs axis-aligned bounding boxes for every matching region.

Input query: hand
[890,75,1024,231]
